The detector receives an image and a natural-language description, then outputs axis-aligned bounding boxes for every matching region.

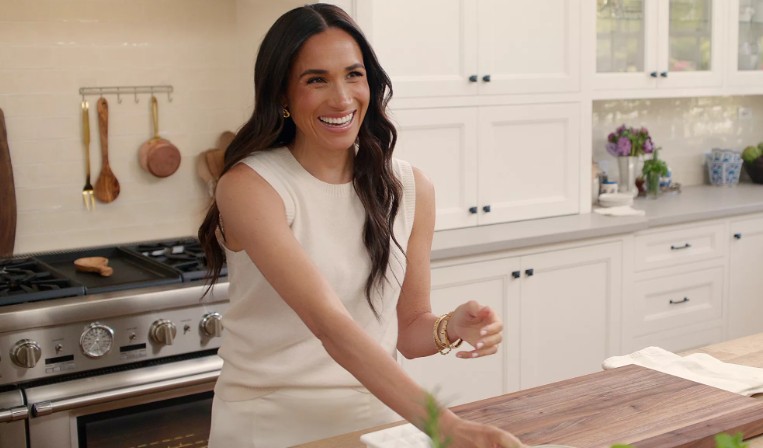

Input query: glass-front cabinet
[728,0,763,90]
[594,0,722,97]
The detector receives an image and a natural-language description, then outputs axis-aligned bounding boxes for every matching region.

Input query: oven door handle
[0,406,29,423]
[31,370,219,417]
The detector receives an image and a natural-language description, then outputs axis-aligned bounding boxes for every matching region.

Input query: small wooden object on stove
[74,256,114,277]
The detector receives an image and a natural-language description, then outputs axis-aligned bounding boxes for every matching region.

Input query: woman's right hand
[440,413,526,448]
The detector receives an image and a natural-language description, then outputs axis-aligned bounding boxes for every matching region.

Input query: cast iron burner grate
[127,238,227,282]
[0,258,86,305]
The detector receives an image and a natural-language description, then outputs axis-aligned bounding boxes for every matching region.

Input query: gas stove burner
[128,239,226,281]
[0,258,85,305]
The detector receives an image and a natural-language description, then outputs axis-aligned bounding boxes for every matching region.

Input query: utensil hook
[134,90,140,104]
[116,87,123,104]
[167,90,173,103]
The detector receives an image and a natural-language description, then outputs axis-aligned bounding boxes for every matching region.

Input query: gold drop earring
[282,106,291,118]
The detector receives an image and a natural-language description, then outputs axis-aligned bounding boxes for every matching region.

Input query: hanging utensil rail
[79,85,173,104]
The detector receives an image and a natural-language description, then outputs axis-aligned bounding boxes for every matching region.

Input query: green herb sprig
[423,391,451,448]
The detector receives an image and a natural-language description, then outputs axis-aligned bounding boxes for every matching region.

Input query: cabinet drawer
[634,223,725,272]
[630,265,724,336]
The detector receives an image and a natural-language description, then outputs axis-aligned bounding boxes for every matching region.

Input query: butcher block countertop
[295,333,763,448]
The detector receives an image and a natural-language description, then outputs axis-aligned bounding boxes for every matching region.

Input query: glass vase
[617,156,638,196]
[646,171,660,198]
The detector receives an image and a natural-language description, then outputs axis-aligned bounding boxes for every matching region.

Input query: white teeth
[319,112,353,126]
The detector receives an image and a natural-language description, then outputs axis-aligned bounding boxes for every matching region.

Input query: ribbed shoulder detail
[392,158,416,237]
[237,148,296,225]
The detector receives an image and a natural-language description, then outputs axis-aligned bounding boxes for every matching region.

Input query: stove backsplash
[1,1,303,255]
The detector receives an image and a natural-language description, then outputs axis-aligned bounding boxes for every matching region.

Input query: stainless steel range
[0,238,228,448]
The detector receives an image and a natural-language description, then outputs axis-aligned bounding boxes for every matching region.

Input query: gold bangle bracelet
[436,312,463,355]
[433,314,446,351]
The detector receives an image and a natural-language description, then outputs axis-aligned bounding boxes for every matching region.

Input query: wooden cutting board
[455,364,763,448]
[0,108,16,257]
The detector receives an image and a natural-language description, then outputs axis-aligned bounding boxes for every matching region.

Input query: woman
[199,4,524,447]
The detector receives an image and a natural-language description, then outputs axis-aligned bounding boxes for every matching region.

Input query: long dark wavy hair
[198,4,403,316]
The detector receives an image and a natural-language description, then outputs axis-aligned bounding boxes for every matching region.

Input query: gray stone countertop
[431,183,763,261]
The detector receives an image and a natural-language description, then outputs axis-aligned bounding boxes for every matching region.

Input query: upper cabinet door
[727,0,763,91]
[391,107,480,231]
[594,0,723,96]
[356,0,580,99]
[357,0,479,98]
[476,0,581,95]
[477,103,581,225]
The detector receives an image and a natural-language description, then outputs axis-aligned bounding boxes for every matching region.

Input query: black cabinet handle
[511,271,520,279]
[670,243,691,250]
[482,205,491,213]
[468,206,478,214]
[468,75,478,83]
[482,74,491,82]
[660,71,668,78]
[669,297,690,305]
[525,268,534,277]
[734,233,742,240]
[650,71,658,78]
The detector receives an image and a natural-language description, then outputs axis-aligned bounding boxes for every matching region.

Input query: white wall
[0,0,303,254]
[592,96,763,186]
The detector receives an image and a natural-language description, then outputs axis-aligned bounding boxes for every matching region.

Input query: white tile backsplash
[593,96,763,187]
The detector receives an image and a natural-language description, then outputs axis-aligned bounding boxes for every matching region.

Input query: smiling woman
[198,4,523,448]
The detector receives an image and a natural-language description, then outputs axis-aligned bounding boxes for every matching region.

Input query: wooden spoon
[74,256,114,277]
[94,97,120,202]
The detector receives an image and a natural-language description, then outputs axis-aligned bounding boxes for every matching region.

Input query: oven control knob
[10,339,42,368]
[149,319,177,346]
[200,312,223,338]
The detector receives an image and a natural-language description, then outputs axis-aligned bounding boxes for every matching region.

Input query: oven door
[24,355,221,448]
[0,389,29,448]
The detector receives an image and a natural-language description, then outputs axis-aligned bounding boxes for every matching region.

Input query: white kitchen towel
[593,205,646,216]
[602,346,763,396]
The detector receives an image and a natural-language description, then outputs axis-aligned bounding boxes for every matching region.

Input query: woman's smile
[318,111,355,128]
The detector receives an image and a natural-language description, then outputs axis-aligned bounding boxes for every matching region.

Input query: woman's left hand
[449,300,503,359]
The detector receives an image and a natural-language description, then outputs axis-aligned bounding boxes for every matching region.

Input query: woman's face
[285,27,370,153]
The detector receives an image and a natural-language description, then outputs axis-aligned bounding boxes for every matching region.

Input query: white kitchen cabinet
[516,241,622,389]
[593,0,724,98]
[728,214,763,338]
[401,239,622,402]
[622,221,728,353]
[391,103,580,230]
[726,0,763,92]
[400,258,518,406]
[354,0,580,99]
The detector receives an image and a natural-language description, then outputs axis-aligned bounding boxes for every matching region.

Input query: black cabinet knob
[660,71,668,78]
[734,233,742,240]
[468,75,478,83]
[525,268,534,277]
[482,205,492,213]
[468,206,478,214]
[482,74,491,82]
[650,71,658,78]
[511,271,521,279]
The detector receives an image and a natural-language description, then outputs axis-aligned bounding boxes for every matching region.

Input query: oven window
[77,391,212,448]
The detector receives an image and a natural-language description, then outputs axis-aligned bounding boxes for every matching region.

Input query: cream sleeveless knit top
[215,147,416,401]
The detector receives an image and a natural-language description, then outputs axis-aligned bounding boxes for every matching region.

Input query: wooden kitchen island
[295,333,763,448]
